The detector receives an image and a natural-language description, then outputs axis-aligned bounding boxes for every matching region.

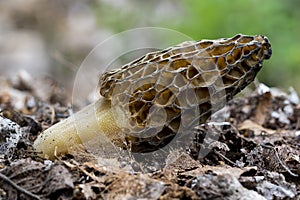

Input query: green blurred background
[94,0,300,92]
[1,0,299,94]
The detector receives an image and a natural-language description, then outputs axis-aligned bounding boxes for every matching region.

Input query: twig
[213,149,240,168]
[261,144,298,177]
[0,172,41,200]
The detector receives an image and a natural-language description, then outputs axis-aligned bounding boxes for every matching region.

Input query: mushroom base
[33,98,123,159]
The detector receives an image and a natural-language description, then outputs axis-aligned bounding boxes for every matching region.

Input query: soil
[0,73,299,200]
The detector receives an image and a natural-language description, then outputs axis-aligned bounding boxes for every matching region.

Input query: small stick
[0,172,41,200]
[214,149,240,168]
[261,144,298,177]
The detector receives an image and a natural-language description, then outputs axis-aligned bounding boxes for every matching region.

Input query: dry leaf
[239,120,276,136]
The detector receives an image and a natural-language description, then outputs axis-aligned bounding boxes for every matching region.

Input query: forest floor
[0,72,299,200]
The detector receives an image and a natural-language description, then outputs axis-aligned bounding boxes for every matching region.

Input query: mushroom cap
[99,34,272,152]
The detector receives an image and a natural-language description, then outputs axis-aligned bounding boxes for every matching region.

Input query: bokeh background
[1,0,299,97]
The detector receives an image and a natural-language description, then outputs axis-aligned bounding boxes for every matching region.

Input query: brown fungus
[33,34,272,159]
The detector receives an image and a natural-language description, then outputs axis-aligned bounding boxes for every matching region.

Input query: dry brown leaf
[182,165,257,179]
[239,120,276,136]
[253,92,272,125]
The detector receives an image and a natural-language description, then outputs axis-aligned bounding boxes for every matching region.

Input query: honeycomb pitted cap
[99,34,272,152]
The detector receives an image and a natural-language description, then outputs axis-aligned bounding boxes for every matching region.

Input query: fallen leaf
[239,120,276,136]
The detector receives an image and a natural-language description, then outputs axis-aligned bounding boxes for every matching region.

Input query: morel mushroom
[33,34,272,159]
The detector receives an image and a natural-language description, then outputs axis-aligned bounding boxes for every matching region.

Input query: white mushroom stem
[33,97,124,159]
